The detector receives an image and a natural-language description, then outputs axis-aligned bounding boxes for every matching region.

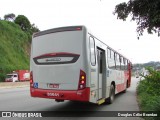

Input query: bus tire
[107,84,115,104]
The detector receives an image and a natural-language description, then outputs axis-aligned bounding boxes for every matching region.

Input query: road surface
[0,77,143,120]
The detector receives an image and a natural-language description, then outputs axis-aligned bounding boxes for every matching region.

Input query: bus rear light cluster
[78,70,86,90]
[30,71,34,88]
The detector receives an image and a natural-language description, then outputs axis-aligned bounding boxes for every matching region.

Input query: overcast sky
[1,0,160,64]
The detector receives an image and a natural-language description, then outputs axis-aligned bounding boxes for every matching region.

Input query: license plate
[48,84,59,88]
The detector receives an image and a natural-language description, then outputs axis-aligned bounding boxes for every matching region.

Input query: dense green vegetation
[137,67,160,120]
[0,20,30,82]
[0,13,39,82]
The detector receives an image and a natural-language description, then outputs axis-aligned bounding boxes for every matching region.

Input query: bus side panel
[86,33,98,103]
[128,63,132,87]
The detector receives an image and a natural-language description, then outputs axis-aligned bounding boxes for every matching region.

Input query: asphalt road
[0,77,143,120]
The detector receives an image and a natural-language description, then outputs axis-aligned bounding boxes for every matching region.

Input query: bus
[30,26,132,105]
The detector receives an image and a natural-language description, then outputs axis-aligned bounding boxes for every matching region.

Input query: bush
[137,67,160,120]
[140,67,160,95]
[0,73,5,82]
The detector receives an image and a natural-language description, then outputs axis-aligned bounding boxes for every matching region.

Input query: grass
[0,20,30,82]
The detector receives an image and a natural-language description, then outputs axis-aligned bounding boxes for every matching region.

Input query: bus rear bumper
[30,87,90,102]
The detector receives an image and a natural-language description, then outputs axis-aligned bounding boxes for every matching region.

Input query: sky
[0,0,160,64]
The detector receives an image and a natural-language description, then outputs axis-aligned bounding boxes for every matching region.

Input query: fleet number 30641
[47,92,59,97]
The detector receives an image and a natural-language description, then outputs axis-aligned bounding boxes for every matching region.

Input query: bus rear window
[33,53,80,65]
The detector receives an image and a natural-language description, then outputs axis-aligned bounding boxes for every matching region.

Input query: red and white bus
[30,26,132,105]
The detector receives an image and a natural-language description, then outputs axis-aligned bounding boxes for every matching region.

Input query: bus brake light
[78,70,86,90]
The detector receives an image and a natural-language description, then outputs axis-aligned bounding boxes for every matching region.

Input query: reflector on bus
[33,26,82,38]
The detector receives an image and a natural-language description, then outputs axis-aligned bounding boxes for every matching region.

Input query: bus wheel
[108,84,115,104]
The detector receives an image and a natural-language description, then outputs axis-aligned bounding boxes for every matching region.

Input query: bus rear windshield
[32,30,83,65]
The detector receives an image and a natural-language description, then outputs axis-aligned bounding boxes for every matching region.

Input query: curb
[0,82,30,89]
[0,85,30,89]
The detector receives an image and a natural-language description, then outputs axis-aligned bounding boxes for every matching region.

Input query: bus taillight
[30,71,33,88]
[78,70,86,90]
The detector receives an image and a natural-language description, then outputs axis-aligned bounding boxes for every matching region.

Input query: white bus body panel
[31,30,86,90]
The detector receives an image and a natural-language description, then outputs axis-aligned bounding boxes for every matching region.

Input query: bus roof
[33,26,86,38]
[88,32,131,63]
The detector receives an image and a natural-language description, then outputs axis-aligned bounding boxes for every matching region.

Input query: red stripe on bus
[30,87,90,102]
[116,83,127,93]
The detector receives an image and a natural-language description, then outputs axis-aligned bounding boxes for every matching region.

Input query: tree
[114,0,160,38]
[31,23,40,33]
[4,13,15,21]
[14,15,31,32]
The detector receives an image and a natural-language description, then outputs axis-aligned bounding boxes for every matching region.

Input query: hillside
[133,61,160,71]
[0,20,30,82]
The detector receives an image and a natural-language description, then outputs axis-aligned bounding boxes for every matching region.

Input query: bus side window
[89,37,96,66]
[119,56,122,70]
[122,57,124,70]
[123,58,126,70]
[108,49,115,69]
[127,60,129,70]
[114,53,121,70]
[114,52,117,69]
